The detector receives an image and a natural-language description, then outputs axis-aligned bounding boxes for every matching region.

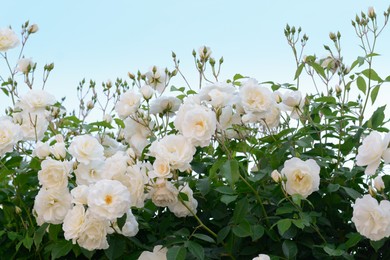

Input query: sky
[1,0,390,118]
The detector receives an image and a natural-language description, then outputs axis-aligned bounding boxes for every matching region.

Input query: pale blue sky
[1,1,390,114]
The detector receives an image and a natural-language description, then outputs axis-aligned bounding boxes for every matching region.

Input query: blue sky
[1,1,390,114]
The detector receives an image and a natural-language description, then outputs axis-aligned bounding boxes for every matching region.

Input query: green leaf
[34,223,49,249]
[370,85,380,104]
[276,206,296,215]
[233,73,245,81]
[327,183,340,193]
[192,233,216,244]
[361,68,382,82]
[341,187,361,200]
[117,213,127,231]
[186,241,204,260]
[23,235,33,251]
[167,246,187,260]
[324,245,345,256]
[196,177,210,196]
[309,61,326,78]
[314,96,336,104]
[233,197,248,224]
[370,239,385,252]
[220,159,239,186]
[215,186,236,195]
[356,76,366,94]
[282,240,298,259]
[114,118,125,128]
[294,63,305,80]
[250,225,264,241]
[277,219,292,236]
[50,240,73,260]
[370,105,386,129]
[49,224,62,241]
[217,226,231,244]
[232,220,252,238]
[344,233,362,249]
[105,235,126,260]
[220,194,238,205]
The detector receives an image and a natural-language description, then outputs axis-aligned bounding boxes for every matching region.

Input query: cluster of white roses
[351,130,390,241]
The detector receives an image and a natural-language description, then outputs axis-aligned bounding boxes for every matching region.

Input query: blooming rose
[115,90,141,118]
[0,27,19,51]
[374,175,385,191]
[0,117,22,157]
[150,179,179,207]
[140,84,155,100]
[87,179,131,220]
[113,209,139,237]
[13,111,49,141]
[146,66,167,94]
[102,151,129,179]
[150,96,181,116]
[281,157,320,198]
[50,142,67,160]
[356,131,390,176]
[252,254,271,260]
[138,245,167,260]
[63,204,86,243]
[149,134,196,172]
[74,161,105,185]
[198,82,237,108]
[168,184,198,217]
[33,187,72,225]
[239,78,275,116]
[33,141,51,159]
[352,195,390,241]
[17,89,56,113]
[71,185,89,205]
[77,212,110,251]
[151,159,171,178]
[281,90,304,119]
[38,158,71,189]
[16,58,34,73]
[217,105,241,139]
[123,117,153,156]
[100,134,126,157]
[68,135,105,165]
[174,101,217,147]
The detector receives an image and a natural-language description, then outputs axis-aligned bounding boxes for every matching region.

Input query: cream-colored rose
[140,84,155,100]
[123,117,153,157]
[168,184,198,217]
[33,141,51,159]
[63,204,86,243]
[13,111,49,141]
[374,175,385,192]
[100,134,126,157]
[115,90,141,118]
[150,179,178,207]
[102,151,129,179]
[271,170,282,183]
[71,185,89,205]
[17,89,56,113]
[0,117,22,156]
[50,142,67,160]
[74,161,105,185]
[38,158,71,189]
[77,212,109,251]
[174,102,217,147]
[151,159,171,178]
[69,135,105,165]
[239,78,275,116]
[356,131,389,176]
[352,195,390,241]
[150,96,181,116]
[0,27,19,51]
[281,90,304,119]
[252,254,271,260]
[198,82,237,108]
[87,179,131,220]
[33,187,72,224]
[138,245,167,260]
[113,209,139,237]
[198,46,212,61]
[281,157,320,198]
[16,58,34,73]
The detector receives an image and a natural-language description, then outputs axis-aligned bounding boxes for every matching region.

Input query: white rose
[140,84,155,100]
[68,135,105,165]
[74,161,105,185]
[50,142,67,160]
[150,96,181,116]
[16,58,34,73]
[77,212,109,251]
[281,90,304,120]
[356,131,389,176]
[33,141,51,159]
[115,90,141,119]
[103,114,112,124]
[149,134,196,172]
[38,158,71,189]
[33,187,72,224]
[146,66,167,94]
[102,151,129,179]
[123,117,153,156]
[151,159,171,178]
[14,111,49,141]
[150,179,178,207]
[168,184,198,217]
[217,105,241,139]
[87,179,131,220]
[252,254,271,260]
[352,195,390,241]
[100,134,126,157]
[198,82,237,108]
[0,27,19,51]
[71,185,89,205]
[17,89,56,113]
[281,157,320,198]
[113,209,139,237]
[374,175,385,191]
[63,204,86,243]
[239,78,275,116]
[271,170,282,183]
[0,117,22,156]
[138,245,167,260]
[174,102,217,147]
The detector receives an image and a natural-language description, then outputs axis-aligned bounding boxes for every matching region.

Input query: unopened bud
[103,114,112,124]
[28,24,39,34]
[335,85,342,94]
[15,206,22,214]
[86,100,94,110]
[368,7,376,19]
[374,175,385,191]
[271,170,282,183]
[329,32,337,41]
[140,84,154,100]
[368,186,376,197]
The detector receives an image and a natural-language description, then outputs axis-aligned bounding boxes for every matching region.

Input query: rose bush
[1,9,390,259]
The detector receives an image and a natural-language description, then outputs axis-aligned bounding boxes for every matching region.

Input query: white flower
[352,195,390,241]
[77,212,110,251]
[71,185,89,205]
[68,135,105,165]
[0,117,22,157]
[149,134,196,172]
[38,158,71,189]
[74,161,105,185]
[239,78,275,116]
[100,134,126,157]
[281,90,304,119]
[33,187,72,225]
[198,46,212,61]
[151,159,171,178]
[63,204,86,243]
[374,175,385,192]
[138,245,167,260]
[150,179,178,207]
[217,105,241,139]
[174,101,217,147]
[33,141,51,159]
[87,179,131,220]
[113,209,139,237]
[150,96,181,116]
[260,104,280,128]
[281,157,320,198]
[271,170,282,183]
[102,151,129,179]
[252,254,271,260]
[13,111,49,141]
[198,82,237,108]
[0,27,19,51]
[16,58,34,73]
[146,66,167,94]
[140,84,155,100]
[356,131,390,176]
[168,184,198,217]
[123,117,153,156]
[103,114,112,124]
[17,89,56,113]
[115,90,141,119]
[50,142,67,160]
